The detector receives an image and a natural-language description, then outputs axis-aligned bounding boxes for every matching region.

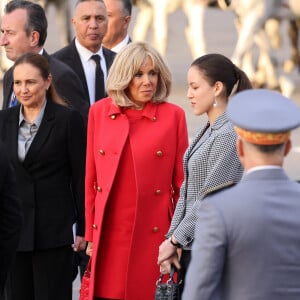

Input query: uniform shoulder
[202,181,237,199]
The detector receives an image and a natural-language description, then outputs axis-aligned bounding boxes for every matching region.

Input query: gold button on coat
[156,151,163,157]
[155,189,161,195]
[111,114,116,120]
[99,149,105,155]
[92,224,97,229]
[152,227,159,233]
[96,186,102,192]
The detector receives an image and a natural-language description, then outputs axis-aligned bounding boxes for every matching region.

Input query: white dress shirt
[75,39,108,105]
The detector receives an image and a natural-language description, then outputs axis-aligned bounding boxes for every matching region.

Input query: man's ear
[124,15,131,27]
[237,138,243,157]
[30,31,40,47]
[284,139,292,157]
[236,137,245,166]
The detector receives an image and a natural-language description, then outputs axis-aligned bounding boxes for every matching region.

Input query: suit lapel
[70,40,89,98]
[103,47,116,73]
[187,122,211,158]
[23,101,55,167]
[5,107,20,162]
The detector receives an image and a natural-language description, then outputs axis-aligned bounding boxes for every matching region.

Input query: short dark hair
[75,0,105,7]
[5,0,47,47]
[253,143,286,154]
[122,0,132,16]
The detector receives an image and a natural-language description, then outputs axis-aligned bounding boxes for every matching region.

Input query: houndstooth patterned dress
[167,112,243,249]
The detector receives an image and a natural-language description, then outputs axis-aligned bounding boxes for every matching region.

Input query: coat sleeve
[182,199,226,300]
[67,110,86,237]
[0,147,23,292]
[170,109,188,216]
[171,131,242,246]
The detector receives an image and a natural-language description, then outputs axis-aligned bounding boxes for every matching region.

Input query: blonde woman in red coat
[84,41,189,300]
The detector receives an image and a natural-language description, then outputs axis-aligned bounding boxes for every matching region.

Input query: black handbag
[154,265,182,300]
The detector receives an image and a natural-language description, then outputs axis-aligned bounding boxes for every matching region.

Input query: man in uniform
[183,89,300,300]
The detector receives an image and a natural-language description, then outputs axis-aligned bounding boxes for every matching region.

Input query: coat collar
[210,111,229,131]
[107,99,160,122]
[22,100,56,166]
[242,167,289,182]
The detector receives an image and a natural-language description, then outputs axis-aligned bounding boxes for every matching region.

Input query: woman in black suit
[0,53,86,300]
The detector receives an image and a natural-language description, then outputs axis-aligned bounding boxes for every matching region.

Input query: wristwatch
[168,236,182,248]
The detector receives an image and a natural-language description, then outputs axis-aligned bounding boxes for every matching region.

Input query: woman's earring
[213,97,217,107]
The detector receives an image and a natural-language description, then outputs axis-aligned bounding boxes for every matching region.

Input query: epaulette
[202,181,236,199]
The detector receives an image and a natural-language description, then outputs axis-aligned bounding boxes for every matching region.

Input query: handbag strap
[157,265,177,284]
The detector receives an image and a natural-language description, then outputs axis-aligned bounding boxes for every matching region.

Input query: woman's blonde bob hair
[106,41,172,107]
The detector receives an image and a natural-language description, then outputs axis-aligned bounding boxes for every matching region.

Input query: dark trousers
[178,250,191,299]
[5,246,73,300]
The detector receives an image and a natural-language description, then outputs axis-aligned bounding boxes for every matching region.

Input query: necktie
[90,54,105,102]
[10,93,18,107]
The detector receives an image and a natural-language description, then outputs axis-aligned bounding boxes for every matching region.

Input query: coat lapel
[69,40,89,99]
[5,107,20,162]
[186,122,210,159]
[23,101,55,167]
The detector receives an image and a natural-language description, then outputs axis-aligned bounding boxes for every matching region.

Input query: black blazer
[52,39,116,104]
[0,141,22,292]
[0,101,86,251]
[2,50,89,123]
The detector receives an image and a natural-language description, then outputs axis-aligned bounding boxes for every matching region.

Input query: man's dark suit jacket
[0,100,86,252]
[52,39,116,105]
[2,50,89,123]
[0,141,22,293]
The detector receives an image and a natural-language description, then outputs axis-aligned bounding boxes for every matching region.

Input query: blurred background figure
[84,41,188,300]
[102,0,132,52]
[132,0,208,58]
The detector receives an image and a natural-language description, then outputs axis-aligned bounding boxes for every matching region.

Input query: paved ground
[1,3,300,299]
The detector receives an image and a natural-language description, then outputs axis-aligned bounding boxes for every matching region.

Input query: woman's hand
[86,242,93,256]
[159,254,181,274]
[73,236,86,252]
[158,238,179,265]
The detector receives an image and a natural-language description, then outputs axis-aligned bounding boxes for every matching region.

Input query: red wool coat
[85,98,188,300]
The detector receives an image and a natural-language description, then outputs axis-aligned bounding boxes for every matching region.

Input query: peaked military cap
[227,89,300,145]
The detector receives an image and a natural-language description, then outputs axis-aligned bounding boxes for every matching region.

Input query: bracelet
[168,237,182,248]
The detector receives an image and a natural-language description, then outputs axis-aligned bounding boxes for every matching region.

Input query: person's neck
[103,34,127,49]
[207,107,226,125]
[22,100,45,123]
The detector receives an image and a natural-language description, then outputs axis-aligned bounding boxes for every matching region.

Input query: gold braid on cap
[234,126,291,145]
